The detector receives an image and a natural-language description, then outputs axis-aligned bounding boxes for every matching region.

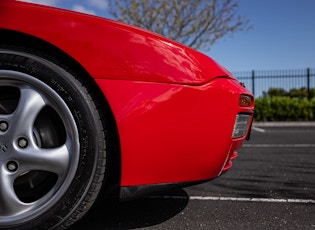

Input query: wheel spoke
[11,87,47,136]
[16,143,71,176]
[0,167,31,216]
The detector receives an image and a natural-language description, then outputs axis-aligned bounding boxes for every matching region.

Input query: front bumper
[96,77,254,187]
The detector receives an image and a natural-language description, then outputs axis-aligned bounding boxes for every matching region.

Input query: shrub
[262,87,315,99]
[254,96,315,121]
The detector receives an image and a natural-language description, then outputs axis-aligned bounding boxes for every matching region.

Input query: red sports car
[0,1,254,229]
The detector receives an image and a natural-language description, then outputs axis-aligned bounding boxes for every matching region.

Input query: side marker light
[239,95,251,107]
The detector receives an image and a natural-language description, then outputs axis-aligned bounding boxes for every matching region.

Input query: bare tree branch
[108,0,251,51]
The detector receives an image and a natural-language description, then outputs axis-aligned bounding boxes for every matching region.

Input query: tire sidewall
[0,50,103,229]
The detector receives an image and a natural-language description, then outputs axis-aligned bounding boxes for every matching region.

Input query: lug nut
[7,161,18,172]
[18,137,28,148]
[0,121,8,132]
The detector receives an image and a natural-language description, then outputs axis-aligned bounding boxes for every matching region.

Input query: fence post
[251,70,255,96]
[307,68,310,100]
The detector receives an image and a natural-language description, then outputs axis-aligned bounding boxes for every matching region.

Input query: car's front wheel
[0,48,108,229]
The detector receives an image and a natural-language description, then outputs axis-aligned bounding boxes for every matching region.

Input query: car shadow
[70,189,189,230]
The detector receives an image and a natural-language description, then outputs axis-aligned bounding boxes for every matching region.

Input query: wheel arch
[0,29,122,196]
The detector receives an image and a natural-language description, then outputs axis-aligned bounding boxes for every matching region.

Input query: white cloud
[72,5,96,15]
[18,0,57,6]
[88,0,108,10]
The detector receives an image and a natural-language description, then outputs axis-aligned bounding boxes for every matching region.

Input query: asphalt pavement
[71,123,315,230]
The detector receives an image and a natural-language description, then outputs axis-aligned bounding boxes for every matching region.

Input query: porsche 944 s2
[0,1,254,229]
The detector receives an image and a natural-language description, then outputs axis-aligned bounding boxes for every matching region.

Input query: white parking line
[148,196,315,204]
[252,127,266,133]
[189,196,315,204]
[243,144,315,148]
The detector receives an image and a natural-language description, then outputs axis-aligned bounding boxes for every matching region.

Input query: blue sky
[20,0,315,72]
[210,0,315,71]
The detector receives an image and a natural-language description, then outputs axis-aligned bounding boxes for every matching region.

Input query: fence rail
[233,68,315,99]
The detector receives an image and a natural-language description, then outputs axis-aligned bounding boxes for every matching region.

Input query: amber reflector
[239,95,251,107]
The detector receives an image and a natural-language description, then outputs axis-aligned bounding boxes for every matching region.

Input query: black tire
[0,48,107,229]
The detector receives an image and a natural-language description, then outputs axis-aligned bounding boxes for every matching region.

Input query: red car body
[0,1,254,229]
[0,0,254,190]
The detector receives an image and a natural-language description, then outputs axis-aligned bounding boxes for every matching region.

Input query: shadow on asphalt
[70,189,188,230]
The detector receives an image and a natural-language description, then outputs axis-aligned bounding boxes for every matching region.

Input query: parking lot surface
[71,124,315,230]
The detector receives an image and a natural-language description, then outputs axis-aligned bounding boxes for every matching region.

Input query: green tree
[108,0,251,50]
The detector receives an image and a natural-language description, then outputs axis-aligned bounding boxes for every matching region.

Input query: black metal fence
[233,68,315,99]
